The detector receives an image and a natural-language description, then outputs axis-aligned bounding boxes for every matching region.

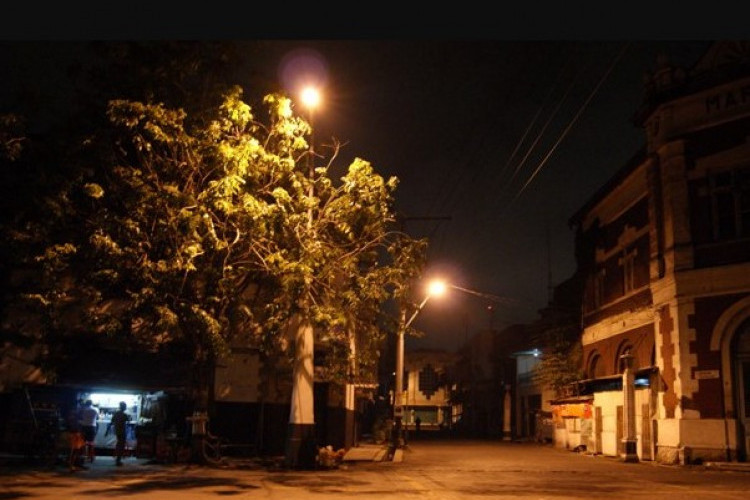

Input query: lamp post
[285,85,322,470]
[300,86,320,219]
[392,279,446,451]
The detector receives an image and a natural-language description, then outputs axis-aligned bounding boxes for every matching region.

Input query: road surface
[2,439,749,499]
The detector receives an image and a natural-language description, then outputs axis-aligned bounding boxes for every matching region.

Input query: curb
[704,462,750,472]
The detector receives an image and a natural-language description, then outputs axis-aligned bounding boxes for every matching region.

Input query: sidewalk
[341,443,389,462]
[704,461,750,472]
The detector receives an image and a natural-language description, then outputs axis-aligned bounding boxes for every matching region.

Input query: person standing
[109,401,130,466]
[78,399,98,462]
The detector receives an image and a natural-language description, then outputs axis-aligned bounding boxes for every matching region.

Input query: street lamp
[285,85,322,469]
[393,279,446,450]
[300,86,321,110]
[299,85,320,228]
[300,85,320,154]
[300,85,320,156]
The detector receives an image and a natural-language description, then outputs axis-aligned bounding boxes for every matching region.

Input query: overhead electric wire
[449,284,525,308]
[427,47,574,223]
[503,70,579,192]
[422,46,585,264]
[508,42,631,206]
[413,43,629,308]
[498,57,574,189]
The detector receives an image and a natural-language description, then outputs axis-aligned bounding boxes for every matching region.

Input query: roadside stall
[85,391,141,455]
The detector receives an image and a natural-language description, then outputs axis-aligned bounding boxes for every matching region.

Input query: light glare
[301,87,321,109]
[428,279,447,297]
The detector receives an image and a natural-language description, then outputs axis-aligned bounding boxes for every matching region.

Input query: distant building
[452,324,533,439]
[399,349,460,432]
[514,273,583,443]
[562,42,750,464]
[513,348,546,439]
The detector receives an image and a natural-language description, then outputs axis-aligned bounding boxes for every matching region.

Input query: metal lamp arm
[403,294,432,331]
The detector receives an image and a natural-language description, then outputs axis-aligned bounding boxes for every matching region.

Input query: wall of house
[591,387,651,459]
[566,44,750,465]
[657,417,737,464]
[582,324,655,378]
[402,350,460,429]
[594,390,621,456]
[514,352,558,441]
[212,348,361,455]
[551,400,592,451]
[404,369,451,408]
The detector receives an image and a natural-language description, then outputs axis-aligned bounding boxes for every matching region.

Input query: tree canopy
[16,84,426,394]
[531,323,584,397]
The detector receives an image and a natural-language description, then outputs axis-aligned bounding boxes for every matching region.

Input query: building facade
[398,349,459,432]
[564,42,750,464]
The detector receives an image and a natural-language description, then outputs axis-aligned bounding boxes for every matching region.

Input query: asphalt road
[2,439,750,499]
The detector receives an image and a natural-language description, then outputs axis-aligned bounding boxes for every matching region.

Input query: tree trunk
[284,318,316,468]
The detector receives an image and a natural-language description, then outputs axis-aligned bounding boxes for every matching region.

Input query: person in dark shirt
[109,402,130,466]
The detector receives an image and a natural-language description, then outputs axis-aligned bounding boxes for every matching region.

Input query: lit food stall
[87,391,141,452]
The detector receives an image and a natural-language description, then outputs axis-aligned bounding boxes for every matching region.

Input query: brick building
[562,41,750,464]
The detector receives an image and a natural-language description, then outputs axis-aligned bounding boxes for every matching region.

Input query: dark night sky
[0,7,738,352]
[249,40,714,351]
[0,39,716,352]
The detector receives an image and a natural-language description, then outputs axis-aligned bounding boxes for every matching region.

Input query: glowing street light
[300,86,321,109]
[298,85,321,159]
[392,278,446,450]
[298,85,321,230]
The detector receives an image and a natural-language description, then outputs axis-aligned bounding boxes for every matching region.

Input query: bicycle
[200,430,227,466]
[161,429,227,466]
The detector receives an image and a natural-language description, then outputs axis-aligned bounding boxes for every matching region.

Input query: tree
[26,85,426,467]
[532,324,584,397]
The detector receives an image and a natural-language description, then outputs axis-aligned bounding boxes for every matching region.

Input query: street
[2,439,750,499]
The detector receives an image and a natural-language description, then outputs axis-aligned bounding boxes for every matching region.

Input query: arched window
[734,318,750,354]
[588,352,604,379]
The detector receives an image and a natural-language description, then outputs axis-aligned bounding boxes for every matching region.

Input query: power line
[508,42,631,206]
[497,56,575,193]
[448,284,532,309]
[502,70,579,195]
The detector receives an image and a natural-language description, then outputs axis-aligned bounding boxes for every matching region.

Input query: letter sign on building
[694,370,720,380]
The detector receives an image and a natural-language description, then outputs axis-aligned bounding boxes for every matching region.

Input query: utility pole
[546,220,553,305]
[389,214,450,454]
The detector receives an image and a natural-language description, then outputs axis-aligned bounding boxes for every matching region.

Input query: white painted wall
[681,418,736,449]
[595,391,622,456]
[592,387,652,457]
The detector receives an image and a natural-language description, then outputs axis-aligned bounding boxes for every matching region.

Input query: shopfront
[85,391,140,452]
[73,387,185,458]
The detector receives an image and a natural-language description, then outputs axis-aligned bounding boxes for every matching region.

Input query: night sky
[0,38,717,352]
[252,40,713,351]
